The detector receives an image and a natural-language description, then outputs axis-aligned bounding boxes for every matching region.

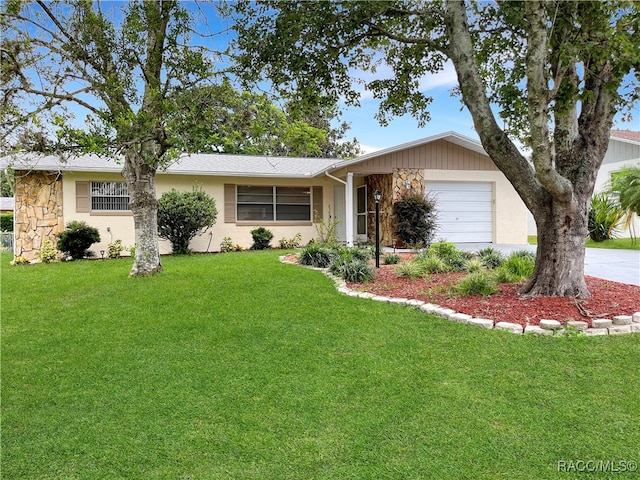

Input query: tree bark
[123,153,162,276]
[442,0,599,298]
[523,195,590,297]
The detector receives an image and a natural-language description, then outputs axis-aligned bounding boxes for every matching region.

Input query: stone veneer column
[14,171,64,261]
[365,169,426,246]
[366,174,393,246]
[393,168,425,199]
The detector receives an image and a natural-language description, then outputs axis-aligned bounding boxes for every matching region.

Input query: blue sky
[14,1,637,155]
[194,3,638,155]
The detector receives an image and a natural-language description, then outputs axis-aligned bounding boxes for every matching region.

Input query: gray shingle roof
[0,152,343,178]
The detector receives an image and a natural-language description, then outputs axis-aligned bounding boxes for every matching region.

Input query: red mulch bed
[284,254,640,328]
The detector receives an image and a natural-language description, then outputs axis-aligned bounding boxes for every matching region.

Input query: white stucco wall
[61,171,340,256]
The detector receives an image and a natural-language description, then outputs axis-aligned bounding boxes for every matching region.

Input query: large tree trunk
[123,154,162,277]
[523,195,590,297]
[443,0,615,298]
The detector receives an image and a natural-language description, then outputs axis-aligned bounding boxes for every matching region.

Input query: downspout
[324,171,346,186]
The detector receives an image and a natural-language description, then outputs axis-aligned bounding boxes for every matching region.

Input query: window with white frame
[237,186,311,221]
[91,181,130,211]
[356,185,367,236]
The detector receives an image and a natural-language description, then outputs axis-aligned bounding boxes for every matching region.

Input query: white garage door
[425,182,493,243]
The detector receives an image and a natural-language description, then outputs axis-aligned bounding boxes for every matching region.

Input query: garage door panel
[426,181,493,243]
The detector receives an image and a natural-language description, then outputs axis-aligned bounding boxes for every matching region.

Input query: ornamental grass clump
[494,252,535,283]
[454,271,499,297]
[299,242,335,268]
[394,260,426,280]
[383,253,401,265]
[477,247,505,269]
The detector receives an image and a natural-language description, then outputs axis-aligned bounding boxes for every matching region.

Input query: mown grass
[2,251,639,479]
[530,235,640,250]
[585,237,640,250]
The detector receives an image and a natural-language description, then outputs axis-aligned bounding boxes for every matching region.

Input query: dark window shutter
[76,181,90,212]
[224,184,236,223]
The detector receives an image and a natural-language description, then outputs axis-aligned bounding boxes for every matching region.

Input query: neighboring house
[598,130,640,238]
[2,131,528,261]
[0,197,14,214]
[525,130,640,238]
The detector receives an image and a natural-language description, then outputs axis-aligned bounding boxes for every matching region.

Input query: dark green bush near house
[57,221,100,259]
[588,193,623,242]
[0,212,13,231]
[394,192,438,247]
[157,186,218,254]
[250,227,274,250]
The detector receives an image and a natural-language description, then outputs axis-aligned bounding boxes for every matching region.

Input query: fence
[0,231,14,252]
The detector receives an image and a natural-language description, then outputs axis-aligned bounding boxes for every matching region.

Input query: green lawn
[2,251,639,479]
[529,235,640,250]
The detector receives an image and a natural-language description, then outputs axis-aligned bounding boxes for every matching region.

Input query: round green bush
[57,221,100,259]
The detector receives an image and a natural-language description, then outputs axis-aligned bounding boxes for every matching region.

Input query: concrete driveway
[456,243,640,286]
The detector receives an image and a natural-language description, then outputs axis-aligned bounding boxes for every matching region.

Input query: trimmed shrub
[107,240,125,259]
[38,239,57,264]
[250,227,274,250]
[220,237,234,253]
[57,221,100,259]
[158,185,218,254]
[278,233,302,249]
[394,192,438,248]
[0,212,13,232]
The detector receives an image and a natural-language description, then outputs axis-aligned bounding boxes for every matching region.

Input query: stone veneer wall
[365,169,426,246]
[14,170,64,261]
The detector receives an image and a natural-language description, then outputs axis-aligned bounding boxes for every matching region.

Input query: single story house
[2,131,528,261]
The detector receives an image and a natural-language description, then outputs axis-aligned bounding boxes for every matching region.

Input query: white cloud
[349,59,459,102]
[358,144,383,154]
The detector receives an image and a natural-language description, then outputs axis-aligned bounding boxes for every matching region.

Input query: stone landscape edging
[281,256,640,337]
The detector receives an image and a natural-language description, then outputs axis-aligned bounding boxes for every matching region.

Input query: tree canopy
[230,0,639,297]
[0,0,360,276]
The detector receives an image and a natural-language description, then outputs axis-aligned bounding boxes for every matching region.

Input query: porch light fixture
[374,190,381,268]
